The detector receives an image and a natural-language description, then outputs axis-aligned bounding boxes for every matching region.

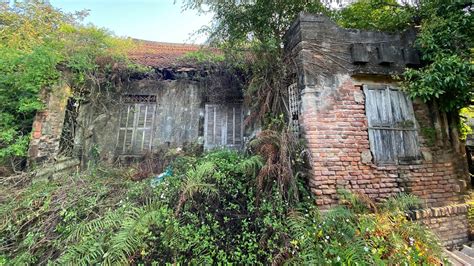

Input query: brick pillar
[28,82,71,166]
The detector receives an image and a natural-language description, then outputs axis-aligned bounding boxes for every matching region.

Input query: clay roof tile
[128,39,205,67]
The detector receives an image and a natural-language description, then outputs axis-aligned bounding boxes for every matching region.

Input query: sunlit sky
[49,0,213,44]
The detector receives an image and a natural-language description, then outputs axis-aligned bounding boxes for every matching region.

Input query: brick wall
[28,83,71,165]
[285,12,471,247]
[301,76,468,207]
[407,204,469,247]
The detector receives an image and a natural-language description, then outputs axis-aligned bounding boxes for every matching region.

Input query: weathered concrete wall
[407,204,470,247]
[72,68,244,164]
[27,63,245,166]
[28,81,71,165]
[75,79,205,163]
[33,158,80,181]
[285,13,469,208]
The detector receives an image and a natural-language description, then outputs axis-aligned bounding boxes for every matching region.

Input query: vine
[0,1,141,172]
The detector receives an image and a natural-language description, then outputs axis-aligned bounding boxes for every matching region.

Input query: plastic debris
[150,166,173,187]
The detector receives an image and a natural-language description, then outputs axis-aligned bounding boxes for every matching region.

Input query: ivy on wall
[0,1,136,171]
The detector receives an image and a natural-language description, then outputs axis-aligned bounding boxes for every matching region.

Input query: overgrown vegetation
[184,0,473,127]
[402,0,473,112]
[0,1,137,172]
[0,1,466,264]
[0,149,443,264]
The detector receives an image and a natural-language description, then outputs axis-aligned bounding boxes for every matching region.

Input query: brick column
[28,82,71,166]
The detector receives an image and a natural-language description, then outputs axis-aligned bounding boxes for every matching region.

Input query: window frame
[116,95,156,155]
[204,103,244,150]
[363,84,420,165]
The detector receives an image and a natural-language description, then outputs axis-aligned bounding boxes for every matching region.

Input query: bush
[0,150,444,265]
[288,193,443,265]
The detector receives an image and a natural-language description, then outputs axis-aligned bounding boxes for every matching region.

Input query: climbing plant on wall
[184,0,473,130]
[402,0,473,112]
[0,1,135,171]
[183,0,331,125]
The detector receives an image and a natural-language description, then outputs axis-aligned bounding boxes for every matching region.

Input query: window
[117,95,156,154]
[288,83,300,135]
[204,103,243,150]
[363,85,419,164]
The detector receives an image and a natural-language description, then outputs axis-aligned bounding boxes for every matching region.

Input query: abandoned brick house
[28,14,471,245]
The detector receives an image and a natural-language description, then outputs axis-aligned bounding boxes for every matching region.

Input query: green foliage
[0,150,444,265]
[403,54,473,111]
[181,49,225,64]
[0,46,62,161]
[288,193,442,265]
[459,106,474,140]
[183,0,331,125]
[380,193,422,213]
[334,0,473,113]
[0,1,135,169]
[335,0,414,31]
[184,0,328,46]
[335,0,473,113]
[185,0,473,131]
[401,0,473,112]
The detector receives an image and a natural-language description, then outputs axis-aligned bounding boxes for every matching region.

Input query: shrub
[0,150,444,265]
[288,193,443,265]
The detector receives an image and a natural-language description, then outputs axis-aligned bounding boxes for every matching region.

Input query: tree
[0,1,133,171]
[183,0,330,125]
[402,0,473,112]
[184,0,473,122]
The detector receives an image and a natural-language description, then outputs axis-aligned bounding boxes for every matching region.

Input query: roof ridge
[131,39,206,48]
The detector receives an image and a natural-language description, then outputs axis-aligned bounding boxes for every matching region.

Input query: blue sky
[49,0,213,44]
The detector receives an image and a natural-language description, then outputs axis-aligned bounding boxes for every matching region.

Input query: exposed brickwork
[301,77,467,207]
[28,83,71,165]
[407,204,469,247]
[285,14,469,209]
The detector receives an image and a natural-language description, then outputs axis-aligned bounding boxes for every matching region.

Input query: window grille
[363,85,420,164]
[288,83,300,135]
[121,94,157,104]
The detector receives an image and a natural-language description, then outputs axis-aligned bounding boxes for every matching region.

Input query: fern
[67,210,125,242]
[338,189,376,214]
[58,200,174,265]
[237,155,263,178]
[175,162,217,216]
[380,193,422,213]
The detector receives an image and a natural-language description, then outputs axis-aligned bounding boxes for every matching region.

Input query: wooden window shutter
[226,104,243,148]
[364,85,419,164]
[205,104,217,148]
[117,97,156,155]
[205,103,243,150]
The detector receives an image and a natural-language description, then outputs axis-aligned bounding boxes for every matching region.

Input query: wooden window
[204,103,243,150]
[117,95,156,154]
[363,85,420,164]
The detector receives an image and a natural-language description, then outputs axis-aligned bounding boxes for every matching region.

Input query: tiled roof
[128,40,204,68]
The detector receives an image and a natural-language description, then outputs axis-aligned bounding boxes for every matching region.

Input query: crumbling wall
[72,65,244,165]
[27,62,245,166]
[301,75,467,207]
[407,204,469,247]
[74,79,205,164]
[28,81,71,165]
[285,13,469,208]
